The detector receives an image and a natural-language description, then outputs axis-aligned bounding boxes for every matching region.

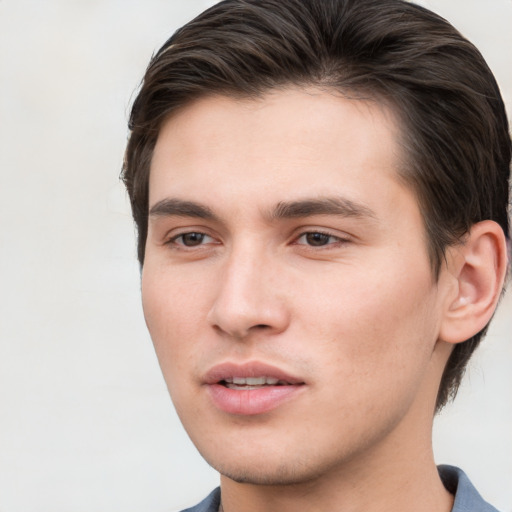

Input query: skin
[142,88,470,512]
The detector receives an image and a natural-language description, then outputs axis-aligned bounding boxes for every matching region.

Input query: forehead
[149,87,410,218]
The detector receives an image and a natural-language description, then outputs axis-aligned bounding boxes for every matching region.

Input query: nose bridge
[208,238,288,338]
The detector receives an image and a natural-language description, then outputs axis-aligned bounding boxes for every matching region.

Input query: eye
[295,231,348,247]
[170,232,214,247]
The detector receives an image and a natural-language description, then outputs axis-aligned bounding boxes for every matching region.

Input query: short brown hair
[122,0,511,410]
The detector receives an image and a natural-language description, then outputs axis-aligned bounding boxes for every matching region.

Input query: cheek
[298,264,440,385]
[142,259,211,327]
[141,267,207,378]
[141,275,208,416]
[299,279,440,431]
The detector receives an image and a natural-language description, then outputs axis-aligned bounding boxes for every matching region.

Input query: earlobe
[439,220,508,345]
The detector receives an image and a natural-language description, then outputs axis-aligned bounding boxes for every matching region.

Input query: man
[122,0,510,511]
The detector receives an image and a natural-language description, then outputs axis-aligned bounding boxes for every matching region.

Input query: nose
[207,244,290,340]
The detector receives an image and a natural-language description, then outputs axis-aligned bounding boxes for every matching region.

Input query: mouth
[204,362,305,415]
[204,361,304,387]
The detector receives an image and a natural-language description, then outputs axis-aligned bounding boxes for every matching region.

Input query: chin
[199,447,330,486]
[215,462,318,486]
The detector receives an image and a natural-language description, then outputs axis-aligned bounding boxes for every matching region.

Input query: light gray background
[0,1,510,511]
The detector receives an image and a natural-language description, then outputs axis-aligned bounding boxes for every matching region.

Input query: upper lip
[203,361,304,385]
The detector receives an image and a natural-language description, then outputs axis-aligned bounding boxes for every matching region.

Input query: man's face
[142,88,452,484]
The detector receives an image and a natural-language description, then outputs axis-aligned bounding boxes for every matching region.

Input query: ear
[439,220,509,345]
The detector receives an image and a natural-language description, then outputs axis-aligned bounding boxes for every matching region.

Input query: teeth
[223,376,282,387]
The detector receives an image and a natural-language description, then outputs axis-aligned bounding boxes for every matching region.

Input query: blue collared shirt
[438,465,499,512]
[181,465,499,512]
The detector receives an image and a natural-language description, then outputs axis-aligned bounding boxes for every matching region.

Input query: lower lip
[206,384,304,415]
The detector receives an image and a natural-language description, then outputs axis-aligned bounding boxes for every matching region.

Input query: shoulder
[179,488,221,512]
[438,465,501,512]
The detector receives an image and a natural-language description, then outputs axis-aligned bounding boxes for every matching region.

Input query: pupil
[182,233,204,246]
[306,233,329,246]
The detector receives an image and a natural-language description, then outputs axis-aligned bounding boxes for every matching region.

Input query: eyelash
[167,231,216,248]
[294,230,350,248]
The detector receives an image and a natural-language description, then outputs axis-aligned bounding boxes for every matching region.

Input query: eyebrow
[148,196,377,223]
[149,198,217,220]
[270,197,377,221]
